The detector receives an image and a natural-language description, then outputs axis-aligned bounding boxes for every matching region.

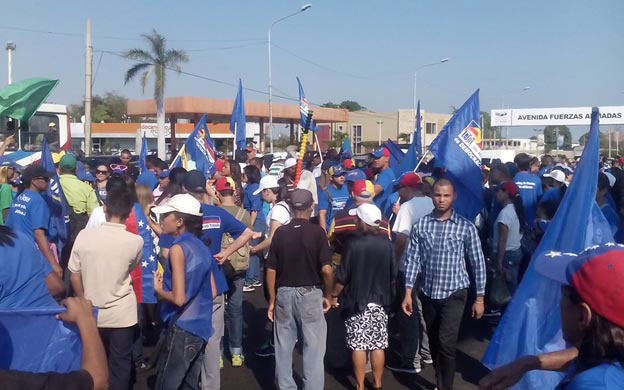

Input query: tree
[544,125,572,152]
[398,132,411,143]
[579,131,613,153]
[70,92,130,123]
[123,29,189,159]
[326,131,349,148]
[321,100,364,112]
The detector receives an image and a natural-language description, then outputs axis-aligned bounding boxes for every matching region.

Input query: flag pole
[169,144,185,169]
[413,150,430,172]
[314,132,323,162]
[233,123,237,159]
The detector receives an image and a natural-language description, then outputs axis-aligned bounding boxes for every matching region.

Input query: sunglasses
[33,176,50,182]
[109,164,128,172]
[96,170,108,175]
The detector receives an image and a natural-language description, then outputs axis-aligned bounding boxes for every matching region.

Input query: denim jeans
[245,216,266,285]
[274,286,327,390]
[226,276,244,355]
[503,248,523,295]
[154,325,205,390]
[201,295,225,390]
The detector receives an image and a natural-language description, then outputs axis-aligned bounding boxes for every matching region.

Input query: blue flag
[0,308,83,372]
[385,139,405,175]
[415,99,423,157]
[339,137,353,159]
[482,108,612,390]
[138,132,148,173]
[393,101,423,176]
[230,79,247,150]
[133,203,159,304]
[428,90,483,220]
[297,77,318,131]
[40,139,69,255]
[171,114,217,178]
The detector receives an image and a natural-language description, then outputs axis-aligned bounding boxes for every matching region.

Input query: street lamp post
[413,58,449,113]
[501,86,531,149]
[6,42,16,84]
[377,120,384,146]
[268,4,312,154]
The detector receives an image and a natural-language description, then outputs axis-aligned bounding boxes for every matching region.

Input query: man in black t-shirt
[266,189,334,390]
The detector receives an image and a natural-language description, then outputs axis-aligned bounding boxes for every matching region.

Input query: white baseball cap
[283,158,297,170]
[151,193,202,217]
[253,175,280,195]
[348,203,382,227]
[604,171,616,188]
[543,169,566,183]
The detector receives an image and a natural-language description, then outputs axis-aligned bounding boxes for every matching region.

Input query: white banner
[140,123,172,137]
[491,106,624,127]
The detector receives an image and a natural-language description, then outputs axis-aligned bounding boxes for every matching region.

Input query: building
[332,108,452,154]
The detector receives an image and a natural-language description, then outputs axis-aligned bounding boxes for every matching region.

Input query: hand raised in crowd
[3,134,15,146]
[472,298,485,319]
[56,297,95,324]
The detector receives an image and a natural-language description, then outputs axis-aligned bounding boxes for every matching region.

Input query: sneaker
[252,280,263,287]
[231,354,244,367]
[386,362,419,374]
[243,285,255,293]
[255,341,275,357]
[419,354,433,365]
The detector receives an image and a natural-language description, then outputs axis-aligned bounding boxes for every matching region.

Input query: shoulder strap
[235,206,246,221]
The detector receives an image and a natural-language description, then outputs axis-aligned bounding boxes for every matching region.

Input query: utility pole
[608,130,612,159]
[84,18,92,156]
[5,42,16,84]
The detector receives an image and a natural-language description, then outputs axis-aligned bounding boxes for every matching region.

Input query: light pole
[377,120,384,146]
[6,42,16,84]
[413,58,449,113]
[268,3,312,154]
[501,86,531,149]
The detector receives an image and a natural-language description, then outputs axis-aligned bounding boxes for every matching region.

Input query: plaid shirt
[404,210,486,299]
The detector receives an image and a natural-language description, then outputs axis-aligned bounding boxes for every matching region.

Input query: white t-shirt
[265,201,291,236]
[493,203,523,252]
[297,170,318,206]
[85,206,106,229]
[392,196,435,236]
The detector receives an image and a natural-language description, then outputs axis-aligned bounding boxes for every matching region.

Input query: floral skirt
[344,304,388,351]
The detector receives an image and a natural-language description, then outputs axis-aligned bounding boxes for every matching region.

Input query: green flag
[0,78,59,121]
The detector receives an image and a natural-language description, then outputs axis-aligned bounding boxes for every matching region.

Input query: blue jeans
[155,325,205,390]
[503,248,523,295]
[274,286,327,390]
[245,215,266,285]
[226,276,244,355]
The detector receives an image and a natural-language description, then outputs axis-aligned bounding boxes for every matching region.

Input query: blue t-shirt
[318,184,350,230]
[243,183,265,223]
[160,232,215,341]
[541,186,564,204]
[560,362,624,390]
[5,190,51,241]
[0,228,57,309]
[373,168,396,216]
[601,203,620,238]
[514,171,543,226]
[160,204,246,295]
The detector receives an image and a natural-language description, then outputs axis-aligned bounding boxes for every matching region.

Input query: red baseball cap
[501,181,519,197]
[215,177,235,192]
[342,159,354,169]
[215,159,225,172]
[536,244,624,327]
[399,172,421,188]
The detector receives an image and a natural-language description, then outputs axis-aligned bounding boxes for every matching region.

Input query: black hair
[564,285,624,372]
[158,160,168,170]
[145,155,159,169]
[598,172,610,192]
[157,167,186,204]
[105,176,128,192]
[530,157,540,167]
[276,177,292,203]
[514,153,531,172]
[104,187,135,220]
[218,189,235,197]
[120,149,131,156]
[0,225,16,247]
[434,177,456,193]
[243,165,261,185]
[537,200,559,220]
[172,212,204,241]
[227,158,244,206]
[509,191,527,233]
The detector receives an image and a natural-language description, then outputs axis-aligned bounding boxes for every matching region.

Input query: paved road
[136,288,494,389]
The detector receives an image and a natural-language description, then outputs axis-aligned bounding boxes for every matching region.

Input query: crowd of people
[0,137,623,390]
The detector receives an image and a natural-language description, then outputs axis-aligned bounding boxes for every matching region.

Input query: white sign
[140,123,172,137]
[491,106,624,127]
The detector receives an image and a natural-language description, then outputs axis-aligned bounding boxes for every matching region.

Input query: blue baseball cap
[136,171,159,191]
[370,146,389,159]
[77,170,96,183]
[0,160,22,170]
[345,168,366,182]
[329,165,346,177]
[159,169,170,179]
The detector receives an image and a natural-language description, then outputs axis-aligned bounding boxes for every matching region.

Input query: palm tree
[123,29,189,159]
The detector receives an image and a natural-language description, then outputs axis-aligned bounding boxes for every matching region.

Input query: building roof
[127,96,349,123]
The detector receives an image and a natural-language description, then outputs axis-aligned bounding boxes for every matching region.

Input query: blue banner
[171,114,217,179]
[482,107,612,389]
[428,89,483,220]
[297,77,318,131]
[340,137,352,159]
[385,139,405,175]
[40,139,69,255]
[138,132,148,173]
[230,79,247,150]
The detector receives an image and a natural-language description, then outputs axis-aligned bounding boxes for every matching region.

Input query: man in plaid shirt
[401,178,486,390]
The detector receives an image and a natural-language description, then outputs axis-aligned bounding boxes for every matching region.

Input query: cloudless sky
[1,0,623,139]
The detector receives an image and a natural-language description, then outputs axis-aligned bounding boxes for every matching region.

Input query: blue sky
[1,0,622,139]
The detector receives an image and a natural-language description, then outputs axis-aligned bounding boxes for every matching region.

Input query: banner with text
[491,106,624,127]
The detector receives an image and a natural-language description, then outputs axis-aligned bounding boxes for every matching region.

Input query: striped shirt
[404,210,486,299]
